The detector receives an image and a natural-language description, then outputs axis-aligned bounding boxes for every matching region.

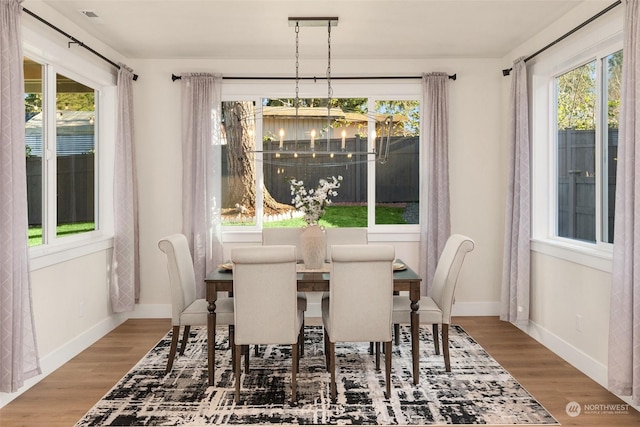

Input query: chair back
[158,233,197,326]
[329,244,395,343]
[262,227,304,262]
[430,234,475,323]
[231,245,298,345]
[325,227,367,261]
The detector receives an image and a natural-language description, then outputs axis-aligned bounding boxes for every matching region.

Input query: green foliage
[25,93,42,114]
[557,61,596,130]
[57,93,95,111]
[556,51,622,131]
[375,100,420,136]
[24,92,95,117]
[606,50,622,129]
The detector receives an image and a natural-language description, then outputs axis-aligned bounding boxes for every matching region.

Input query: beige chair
[158,233,235,373]
[230,245,305,404]
[322,244,395,401]
[261,227,308,355]
[324,227,367,261]
[392,234,475,372]
[262,227,304,262]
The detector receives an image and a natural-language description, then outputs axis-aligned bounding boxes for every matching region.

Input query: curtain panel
[109,64,139,313]
[419,73,451,295]
[180,74,223,297]
[0,0,41,392]
[500,57,531,324]
[608,0,640,406]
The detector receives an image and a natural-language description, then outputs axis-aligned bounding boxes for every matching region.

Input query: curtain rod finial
[502,68,512,76]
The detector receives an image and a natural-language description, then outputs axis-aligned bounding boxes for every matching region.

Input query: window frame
[23,29,116,270]
[220,79,422,240]
[531,34,622,273]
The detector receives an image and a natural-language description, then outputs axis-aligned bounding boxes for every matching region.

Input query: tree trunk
[223,101,292,216]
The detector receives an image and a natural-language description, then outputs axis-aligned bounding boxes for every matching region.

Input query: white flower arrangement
[290,175,343,225]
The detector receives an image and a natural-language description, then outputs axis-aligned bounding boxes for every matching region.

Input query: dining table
[204,259,422,386]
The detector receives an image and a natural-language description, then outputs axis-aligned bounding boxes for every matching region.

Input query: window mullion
[367,98,375,228]
[594,56,604,245]
[43,64,57,244]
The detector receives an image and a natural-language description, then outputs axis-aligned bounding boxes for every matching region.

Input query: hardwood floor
[0,316,638,426]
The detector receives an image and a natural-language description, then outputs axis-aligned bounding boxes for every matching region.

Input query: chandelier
[252,17,393,167]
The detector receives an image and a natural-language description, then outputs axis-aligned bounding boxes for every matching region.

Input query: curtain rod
[22,8,138,81]
[502,0,621,76]
[171,73,456,82]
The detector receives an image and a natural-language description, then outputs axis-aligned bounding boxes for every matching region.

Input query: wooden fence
[557,129,617,242]
[222,136,420,205]
[26,154,95,226]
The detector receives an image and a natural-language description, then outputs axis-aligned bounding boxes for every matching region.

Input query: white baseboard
[518,320,640,413]
[128,303,172,318]
[452,301,500,316]
[0,313,127,409]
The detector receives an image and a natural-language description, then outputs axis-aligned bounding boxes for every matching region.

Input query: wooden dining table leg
[207,298,217,386]
[409,283,420,385]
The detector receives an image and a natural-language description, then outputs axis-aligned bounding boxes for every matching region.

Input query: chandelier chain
[327,20,332,147]
[295,22,300,143]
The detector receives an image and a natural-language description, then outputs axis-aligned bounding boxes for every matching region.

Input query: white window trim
[23,26,117,270]
[530,27,622,273]
[221,80,422,241]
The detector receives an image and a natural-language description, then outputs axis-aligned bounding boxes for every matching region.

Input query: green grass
[28,222,95,246]
[263,205,407,228]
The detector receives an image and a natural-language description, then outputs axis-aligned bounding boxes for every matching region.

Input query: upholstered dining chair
[261,227,308,355]
[392,234,475,372]
[324,227,367,261]
[322,244,395,401]
[158,233,235,374]
[230,245,305,404]
[262,227,304,262]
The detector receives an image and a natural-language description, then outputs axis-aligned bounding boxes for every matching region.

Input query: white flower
[289,176,342,225]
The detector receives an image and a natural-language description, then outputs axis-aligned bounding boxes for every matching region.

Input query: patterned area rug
[75,325,558,426]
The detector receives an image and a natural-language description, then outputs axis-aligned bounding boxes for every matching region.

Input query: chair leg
[297,327,304,373]
[432,324,440,355]
[230,326,236,373]
[234,344,242,403]
[329,341,336,403]
[291,343,298,404]
[369,341,374,355]
[323,329,330,370]
[442,324,451,372]
[243,345,250,373]
[166,325,180,373]
[384,341,392,399]
[179,325,190,355]
[300,319,305,357]
[394,323,400,345]
[375,342,381,371]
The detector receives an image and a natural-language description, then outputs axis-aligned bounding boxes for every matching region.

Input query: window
[374,100,420,226]
[24,57,99,247]
[220,93,420,230]
[554,50,621,245]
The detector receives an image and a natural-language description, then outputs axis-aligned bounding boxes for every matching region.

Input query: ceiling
[27,0,610,61]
